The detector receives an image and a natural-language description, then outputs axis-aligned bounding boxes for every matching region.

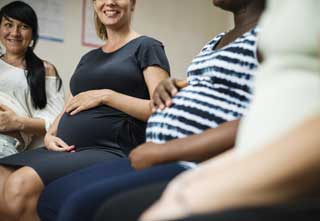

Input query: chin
[6,47,25,54]
[105,22,119,29]
[105,18,121,26]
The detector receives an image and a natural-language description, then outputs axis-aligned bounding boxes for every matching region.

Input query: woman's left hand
[0,104,22,132]
[65,89,114,115]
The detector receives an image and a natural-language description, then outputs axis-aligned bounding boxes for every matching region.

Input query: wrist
[15,116,25,131]
[47,128,56,136]
[101,89,115,105]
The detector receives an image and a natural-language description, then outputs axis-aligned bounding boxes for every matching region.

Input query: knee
[4,172,41,217]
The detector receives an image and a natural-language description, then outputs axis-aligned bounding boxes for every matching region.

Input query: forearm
[104,91,151,122]
[153,119,240,163]
[201,115,320,211]
[16,116,46,136]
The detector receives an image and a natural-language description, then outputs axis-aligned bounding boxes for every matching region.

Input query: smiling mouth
[7,39,22,43]
[104,10,119,17]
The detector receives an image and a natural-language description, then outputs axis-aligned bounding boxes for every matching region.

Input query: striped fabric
[146,27,259,143]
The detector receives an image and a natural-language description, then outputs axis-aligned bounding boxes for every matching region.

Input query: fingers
[65,99,85,115]
[64,92,99,115]
[55,138,73,150]
[150,101,156,113]
[152,91,167,110]
[160,85,174,107]
[65,100,78,114]
[47,137,75,152]
[152,79,179,110]
[0,104,10,111]
[167,78,179,95]
[65,94,83,114]
[69,106,83,116]
[51,143,75,152]
[0,104,5,111]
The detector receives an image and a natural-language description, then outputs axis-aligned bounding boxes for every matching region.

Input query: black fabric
[94,182,168,221]
[58,36,170,156]
[94,186,320,221]
[0,36,170,185]
[169,201,320,221]
[0,147,121,185]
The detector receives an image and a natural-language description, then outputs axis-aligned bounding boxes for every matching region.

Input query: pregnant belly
[57,107,125,149]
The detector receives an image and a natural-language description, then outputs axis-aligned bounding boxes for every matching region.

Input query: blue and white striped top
[146,27,259,143]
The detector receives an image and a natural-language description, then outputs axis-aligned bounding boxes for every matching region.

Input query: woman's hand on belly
[65,89,113,116]
[44,133,75,152]
[151,78,188,112]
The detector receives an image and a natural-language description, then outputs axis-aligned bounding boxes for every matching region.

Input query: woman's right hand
[44,133,75,152]
[151,78,188,112]
[65,89,114,115]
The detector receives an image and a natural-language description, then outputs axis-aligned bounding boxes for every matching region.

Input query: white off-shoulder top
[0,58,65,149]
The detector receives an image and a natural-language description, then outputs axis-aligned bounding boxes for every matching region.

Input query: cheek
[0,28,7,36]
[0,36,4,45]
[0,30,6,42]
[123,7,133,19]
[23,31,33,43]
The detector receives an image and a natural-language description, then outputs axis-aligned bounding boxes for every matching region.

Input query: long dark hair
[0,1,62,109]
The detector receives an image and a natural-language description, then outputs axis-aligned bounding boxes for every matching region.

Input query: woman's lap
[38,158,133,221]
[94,182,168,221]
[0,147,122,185]
[167,202,320,221]
[95,193,320,221]
[38,160,188,221]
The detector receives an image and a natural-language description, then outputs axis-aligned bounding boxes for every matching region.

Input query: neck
[1,53,26,68]
[233,1,264,30]
[103,25,140,52]
[105,21,138,42]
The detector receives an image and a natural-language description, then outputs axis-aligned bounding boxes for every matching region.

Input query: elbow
[141,108,153,122]
[142,114,151,122]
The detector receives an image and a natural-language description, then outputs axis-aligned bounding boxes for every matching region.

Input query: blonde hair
[93,10,108,40]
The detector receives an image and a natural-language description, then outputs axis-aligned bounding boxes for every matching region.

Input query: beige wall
[0,0,232,94]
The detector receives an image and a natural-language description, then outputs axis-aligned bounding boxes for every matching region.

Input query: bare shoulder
[43,60,58,77]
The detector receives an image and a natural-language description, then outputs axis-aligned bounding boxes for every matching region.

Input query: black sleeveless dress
[0,36,170,185]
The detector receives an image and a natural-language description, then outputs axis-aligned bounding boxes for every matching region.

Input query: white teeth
[9,39,18,42]
[7,39,21,43]
[105,10,117,16]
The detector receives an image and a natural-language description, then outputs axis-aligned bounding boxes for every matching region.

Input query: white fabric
[0,91,32,148]
[235,0,320,154]
[0,58,65,149]
[0,134,19,158]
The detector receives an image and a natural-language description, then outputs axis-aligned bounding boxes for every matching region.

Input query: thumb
[0,104,7,111]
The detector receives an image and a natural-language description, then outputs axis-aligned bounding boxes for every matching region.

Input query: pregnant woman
[0,0,170,221]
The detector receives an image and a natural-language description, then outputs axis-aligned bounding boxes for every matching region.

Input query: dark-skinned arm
[151,78,188,112]
[129,119,240,170]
